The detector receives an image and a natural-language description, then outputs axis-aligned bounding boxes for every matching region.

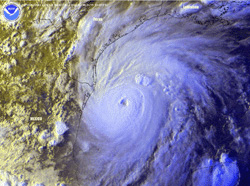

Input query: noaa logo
[3,3,21,22]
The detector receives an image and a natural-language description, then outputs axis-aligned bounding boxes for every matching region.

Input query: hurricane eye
[119,98,129,106]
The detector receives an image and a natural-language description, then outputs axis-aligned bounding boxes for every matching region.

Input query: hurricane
[71,1,250,185]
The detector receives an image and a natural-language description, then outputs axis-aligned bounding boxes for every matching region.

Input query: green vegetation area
[0,1,87,185]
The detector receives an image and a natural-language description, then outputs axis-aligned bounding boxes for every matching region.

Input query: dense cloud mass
[72,1,250,186]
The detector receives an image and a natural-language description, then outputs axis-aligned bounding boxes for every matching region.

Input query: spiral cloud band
[72,1,250,186]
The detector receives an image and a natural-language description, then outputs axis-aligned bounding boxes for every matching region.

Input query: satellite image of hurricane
[0,0,250,186]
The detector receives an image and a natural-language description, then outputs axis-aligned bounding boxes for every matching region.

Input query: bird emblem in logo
[3,4,20,21]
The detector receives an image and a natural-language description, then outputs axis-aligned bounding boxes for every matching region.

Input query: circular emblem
[3,3,21,22]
